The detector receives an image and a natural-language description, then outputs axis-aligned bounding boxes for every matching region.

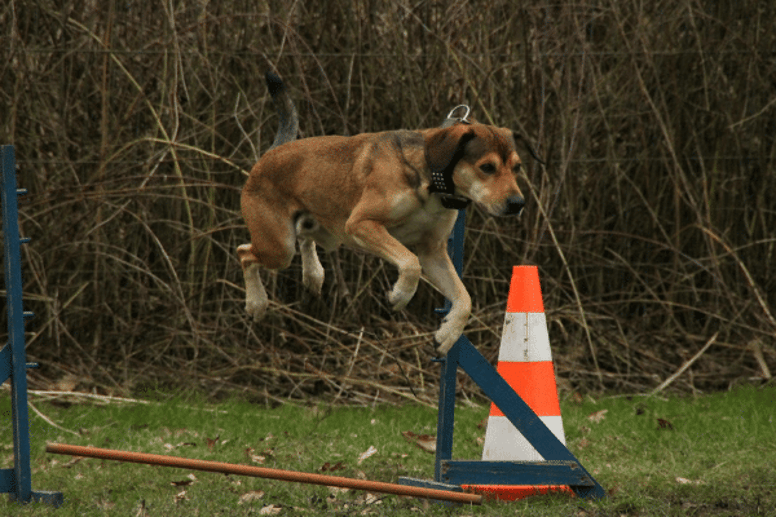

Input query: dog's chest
[387,200,457,245]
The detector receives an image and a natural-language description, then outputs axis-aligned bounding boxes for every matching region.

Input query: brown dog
[238,73,528,355]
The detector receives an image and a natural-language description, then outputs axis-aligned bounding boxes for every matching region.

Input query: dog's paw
[434,321,465,355]
[245,299,268,321]
[388,284,415,311]
[302,271,324,296]
[388,292,410,312]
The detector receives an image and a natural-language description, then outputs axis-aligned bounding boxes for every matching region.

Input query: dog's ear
[425,126,477,174]
[512,132,545,166]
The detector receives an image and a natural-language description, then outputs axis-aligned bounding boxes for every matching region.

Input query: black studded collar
[428,105,472,210]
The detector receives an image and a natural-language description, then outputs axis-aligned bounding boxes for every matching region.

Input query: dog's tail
[265,71,299,151]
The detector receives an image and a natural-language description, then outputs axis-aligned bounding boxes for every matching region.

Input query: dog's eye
[513,163,522,173]
[479,163,497,175]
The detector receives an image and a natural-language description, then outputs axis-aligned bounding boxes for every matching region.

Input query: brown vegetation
[1,0,774,403]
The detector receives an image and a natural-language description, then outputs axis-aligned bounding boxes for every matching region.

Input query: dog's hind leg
[299,238,324,296]
[237,208,296,321]
[295,214,330,296]
[237,245,270,321]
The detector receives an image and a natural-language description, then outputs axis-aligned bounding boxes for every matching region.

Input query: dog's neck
[428,113,473,210]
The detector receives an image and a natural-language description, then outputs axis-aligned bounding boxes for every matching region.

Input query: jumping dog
[238,73,534,355]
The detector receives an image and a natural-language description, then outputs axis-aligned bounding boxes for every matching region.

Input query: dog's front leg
[418,241,472,355]
[345,219,421,311]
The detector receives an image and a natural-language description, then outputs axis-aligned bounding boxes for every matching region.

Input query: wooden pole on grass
[46,443,482,505]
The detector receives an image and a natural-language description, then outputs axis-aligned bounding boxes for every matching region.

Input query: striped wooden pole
[46,443,482,505]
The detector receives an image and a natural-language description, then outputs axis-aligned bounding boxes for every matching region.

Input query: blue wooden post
[433,210,465,481]
[1,145,63,507]
[433,338,460,482]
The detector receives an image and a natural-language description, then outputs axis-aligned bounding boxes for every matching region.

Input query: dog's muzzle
[504,196,525,216]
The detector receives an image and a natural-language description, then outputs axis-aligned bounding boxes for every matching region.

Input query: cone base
[462,484,572,501]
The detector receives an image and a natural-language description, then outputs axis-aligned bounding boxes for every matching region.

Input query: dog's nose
[504,196,525,215]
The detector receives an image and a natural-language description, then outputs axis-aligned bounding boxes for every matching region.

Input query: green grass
[1,385,774,516]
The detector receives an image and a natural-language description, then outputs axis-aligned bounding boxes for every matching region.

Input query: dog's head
[424,122,529,216]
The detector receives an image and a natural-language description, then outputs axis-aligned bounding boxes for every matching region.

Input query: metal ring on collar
[445,105,471,124]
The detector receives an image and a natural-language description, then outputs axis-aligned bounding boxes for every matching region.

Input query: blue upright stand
[1,145,63,507]
[399,209,605,502]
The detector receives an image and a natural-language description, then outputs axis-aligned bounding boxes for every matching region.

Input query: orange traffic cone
[468,265,571,501]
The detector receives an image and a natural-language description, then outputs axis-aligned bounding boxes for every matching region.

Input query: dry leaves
[238,490,266,505]
[259,503,283,514]
[60,456,85,468]
[676,477,706,485]
[320,461,346,472]
[173,490,188,504]
[206,435,220,450]
[134,499,149,517]
[245,446,274,464]
[357,445,378,465]
[163,441,196,451]
[401,431,436,453]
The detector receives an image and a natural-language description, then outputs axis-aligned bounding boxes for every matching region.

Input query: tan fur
[238,122,525,354]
